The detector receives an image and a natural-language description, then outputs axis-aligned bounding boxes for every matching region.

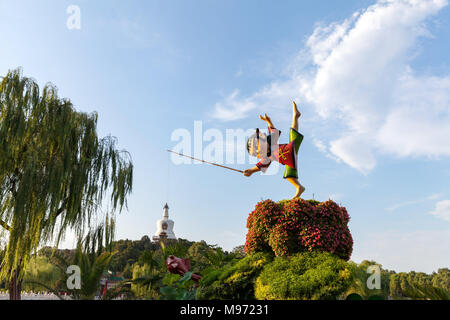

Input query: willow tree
[0,69,133,299]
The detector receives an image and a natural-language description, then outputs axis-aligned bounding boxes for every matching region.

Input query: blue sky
[1,0,450,273]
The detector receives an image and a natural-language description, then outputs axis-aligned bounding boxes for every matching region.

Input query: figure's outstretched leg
[286,177,305,198]
[287,101,304,199]
[292,101,301,131]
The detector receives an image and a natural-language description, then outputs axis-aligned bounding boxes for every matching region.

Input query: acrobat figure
[244,101,305,198]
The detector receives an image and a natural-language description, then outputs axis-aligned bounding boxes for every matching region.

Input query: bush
[196,252,273,300]
[245,198,353,260]
[254,251,354,300]
[344,260,393,300]
[160,272,197,300]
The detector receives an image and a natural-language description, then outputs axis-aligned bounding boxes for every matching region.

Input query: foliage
[137,250,160,270]
[390,272,450,300]
[128,248,167,299]
[39,247,76,265]
[0,68,133,283]
[24,216,117,300]
[187,241,239,275]
[432,268,450,292]
[245,199,353,260]
[196,252,273,300]
[7,230,450,301]
[159,272,196,300]
[130,262,162,299]
[22,256,62,292]
[109,236,161,272]
[122,263,133,279]
[160,240,189,260]
[128,240,193,299]
[231,245,246,258]
[204,247,239,271]
[254,251,354,300]
[187,241,212,272]
[402,284,450,300]
[344,260,393,299]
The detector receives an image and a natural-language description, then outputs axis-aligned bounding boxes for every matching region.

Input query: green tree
[231,245,246,258]
[187,241,211,272]
[109,236,159,272]
[390,271,449,300]
[432,268,450,292]
[187,241,240,275]
[204,246,238,271]
[0,69,133,299]
[160,240,189,262]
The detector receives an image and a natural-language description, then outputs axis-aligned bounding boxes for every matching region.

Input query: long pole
[167,150,244,174]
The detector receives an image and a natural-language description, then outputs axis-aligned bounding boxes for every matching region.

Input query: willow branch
[0,219,11,232]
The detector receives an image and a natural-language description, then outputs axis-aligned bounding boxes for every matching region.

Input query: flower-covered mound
[244,198,353,260]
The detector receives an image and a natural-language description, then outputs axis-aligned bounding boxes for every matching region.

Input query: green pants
[283,128,303,179]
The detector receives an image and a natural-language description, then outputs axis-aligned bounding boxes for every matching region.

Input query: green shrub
[160,272,197,300]
[255,251,354,300]
[344,260,393,299]
[196,252,273,300]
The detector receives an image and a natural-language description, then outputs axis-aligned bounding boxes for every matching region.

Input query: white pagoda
[152,203,176,242]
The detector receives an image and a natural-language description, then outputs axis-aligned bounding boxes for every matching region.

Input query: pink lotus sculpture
[166,255,202,283]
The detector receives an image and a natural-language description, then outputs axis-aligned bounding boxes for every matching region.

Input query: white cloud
[212,89,257,121]
[312,137,327,154]
[429,200,450,221]
[211,77,302,121]
[211,0,450,173]
[312,137,342,162]
[330,135,376,173]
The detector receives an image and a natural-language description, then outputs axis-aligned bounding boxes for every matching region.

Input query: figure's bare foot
[293,185,305,199]
[293,101,301,119]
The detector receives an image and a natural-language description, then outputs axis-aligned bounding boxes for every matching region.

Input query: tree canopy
[0,68,133,281]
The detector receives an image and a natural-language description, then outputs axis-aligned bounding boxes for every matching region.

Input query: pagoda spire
[163,203,169,218]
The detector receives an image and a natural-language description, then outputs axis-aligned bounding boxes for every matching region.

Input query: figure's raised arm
[259,113,274,128]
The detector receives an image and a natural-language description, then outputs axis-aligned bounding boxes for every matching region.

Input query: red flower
[244,198,353,260]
